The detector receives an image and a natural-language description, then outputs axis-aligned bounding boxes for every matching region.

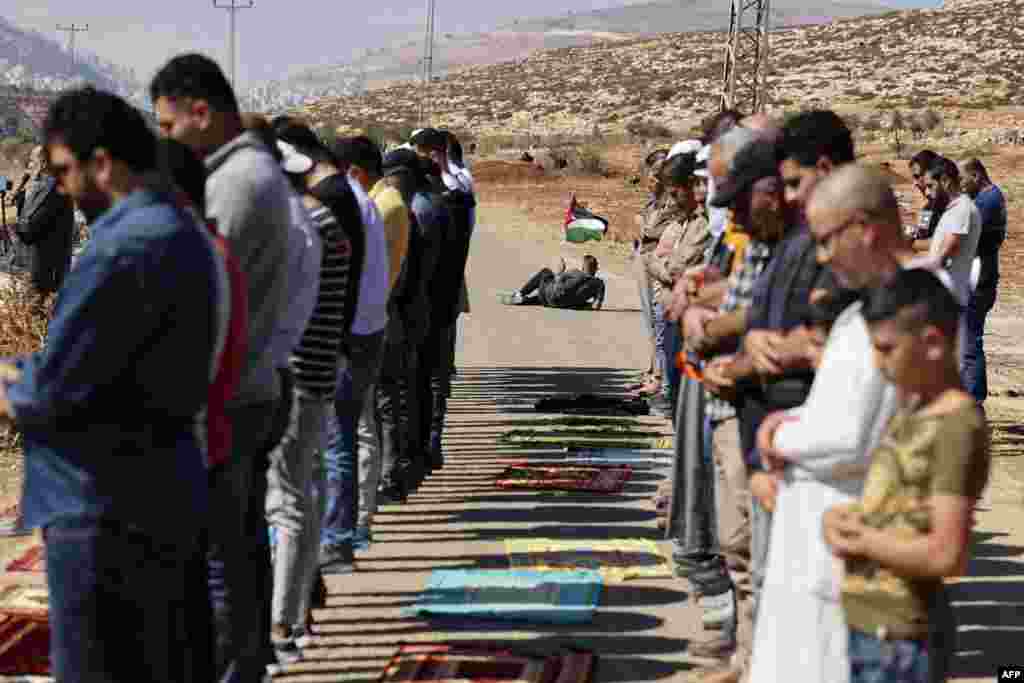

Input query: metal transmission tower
[56,24,89,76]
[213,0,254,91]
[719,0,771,115]
[418,0,436,126]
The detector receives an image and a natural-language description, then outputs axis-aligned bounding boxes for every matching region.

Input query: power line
[56,23,89,77]
[212,0,254,91]
[419,0,436,127]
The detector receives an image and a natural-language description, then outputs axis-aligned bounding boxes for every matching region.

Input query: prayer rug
[495,463,632,494]
[379,643,595,683]
[560,447,673,467]
[505,538,671,583]
[534,394,649,417]
[407,569,602,624]
[5,545,43,573]
[0,585,49,676]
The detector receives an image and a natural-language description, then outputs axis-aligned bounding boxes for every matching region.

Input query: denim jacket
[6,189,219,540]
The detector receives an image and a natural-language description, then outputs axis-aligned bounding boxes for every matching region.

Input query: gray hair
[714,126,759,172]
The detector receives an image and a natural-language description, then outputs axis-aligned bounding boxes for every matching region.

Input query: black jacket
[16,176,75,294]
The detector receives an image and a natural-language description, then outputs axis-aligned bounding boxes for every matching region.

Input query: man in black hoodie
[376,149,446,501]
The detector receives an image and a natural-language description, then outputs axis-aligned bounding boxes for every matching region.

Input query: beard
[74,174,111,224]
[748,209,787,243]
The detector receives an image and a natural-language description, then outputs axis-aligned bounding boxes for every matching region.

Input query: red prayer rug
[0,585,49,676]
[379,643,594,683]
[495,463,632,494]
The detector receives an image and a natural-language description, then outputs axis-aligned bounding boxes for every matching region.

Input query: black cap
[410,127,446,151]
[662,152,698,186]
[709,139,780,208]
[382,148,421,176]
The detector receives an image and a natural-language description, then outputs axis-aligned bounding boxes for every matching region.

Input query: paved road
[285,206,707,683]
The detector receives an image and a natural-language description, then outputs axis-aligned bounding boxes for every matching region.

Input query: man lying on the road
[506,255,605,310]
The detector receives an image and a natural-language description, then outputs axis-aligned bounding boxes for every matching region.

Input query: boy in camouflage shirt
[823,269,990,683]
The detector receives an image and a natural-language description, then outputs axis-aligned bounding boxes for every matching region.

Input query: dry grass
[0,274,50,461]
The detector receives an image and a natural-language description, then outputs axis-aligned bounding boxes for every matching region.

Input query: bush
[626,119,673,139]
[0,245,54,455]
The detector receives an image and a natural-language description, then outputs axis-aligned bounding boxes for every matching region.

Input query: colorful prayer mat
[560,447,674,466]
[505,538,671,583]
[5,545,43,573]
[407,569,602,624]
[495,463,632,494]
[0,585,49,676]
[379,643,595,683]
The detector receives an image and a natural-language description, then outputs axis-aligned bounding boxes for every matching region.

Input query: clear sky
[8,0,938,88]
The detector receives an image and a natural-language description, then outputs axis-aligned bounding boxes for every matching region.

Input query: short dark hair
[645,149,669,169]
[333,136,382,178]
[582,254,599,274]
[909,149,938,172]
[927,156,960,185]
[441,130,466,169]
[271,117,333,165]
[862,268,961,339]
[660,152,697,186]
[43,86,157,173]
[963,157,990,182]
[241,113,283,163]
[410,128,446,152]
[778,110,855,168]
[157,138,207,215]
[150,53,239,115]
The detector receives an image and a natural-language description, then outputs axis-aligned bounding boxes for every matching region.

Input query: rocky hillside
[0,16,137,94]
[300,0,1024,138]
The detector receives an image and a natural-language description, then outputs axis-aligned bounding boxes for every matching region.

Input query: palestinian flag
[564,193,608,243]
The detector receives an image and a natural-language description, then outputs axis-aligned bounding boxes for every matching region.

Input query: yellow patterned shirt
[841,400,989,639]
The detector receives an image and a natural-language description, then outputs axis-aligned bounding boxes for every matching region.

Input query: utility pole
[212,0,254,91]
[56,23,89,77]
[719,0,771,115]
[418,0,436,127]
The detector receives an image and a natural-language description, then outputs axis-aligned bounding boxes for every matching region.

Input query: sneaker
[271,626,304,665]
[498,291,524,305]
[319,543,355,575]
[698,590,735,629]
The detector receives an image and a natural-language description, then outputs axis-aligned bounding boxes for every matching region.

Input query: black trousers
[377,319,423,483]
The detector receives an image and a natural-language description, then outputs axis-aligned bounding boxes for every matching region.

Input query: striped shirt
[290,203,352,398]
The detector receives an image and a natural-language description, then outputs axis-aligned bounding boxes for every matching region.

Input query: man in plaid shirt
[676,139,790,675]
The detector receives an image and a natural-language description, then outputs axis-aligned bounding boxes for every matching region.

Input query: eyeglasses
[814,215,861,258]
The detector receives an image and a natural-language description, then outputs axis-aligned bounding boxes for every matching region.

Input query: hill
[298,0,1024,139]
[0,15,137,95]
[281,0,929,94]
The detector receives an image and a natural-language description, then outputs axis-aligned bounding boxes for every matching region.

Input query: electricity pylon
[719,0,771,115]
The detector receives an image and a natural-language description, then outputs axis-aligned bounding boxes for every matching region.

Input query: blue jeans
[849,630,929,683]
[321,372,357,548]
[962,286,996,404]
[45,519,200,683]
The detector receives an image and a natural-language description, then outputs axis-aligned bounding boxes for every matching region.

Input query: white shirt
[929,194,981,301]
[272,192,321,367]
[348,175,390,336]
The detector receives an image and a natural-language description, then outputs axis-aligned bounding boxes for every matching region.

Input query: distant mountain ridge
[0,14,138,95]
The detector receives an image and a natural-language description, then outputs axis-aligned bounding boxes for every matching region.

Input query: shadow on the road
[948,531,1024,678]
[370,524,664,543]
